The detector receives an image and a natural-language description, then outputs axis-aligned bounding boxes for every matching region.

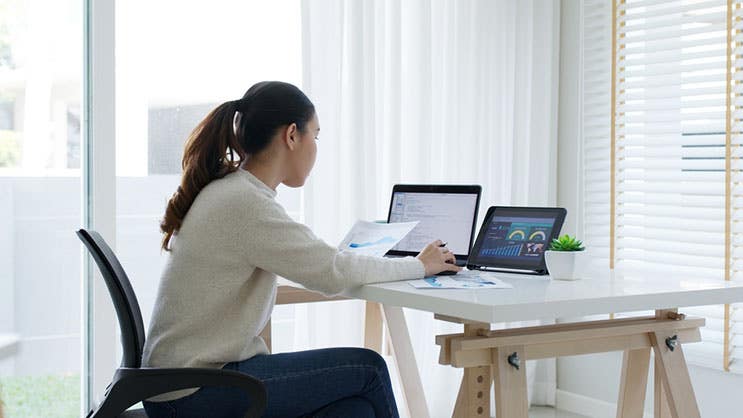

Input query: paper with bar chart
[407,270,514,289]
[339,220,419,258]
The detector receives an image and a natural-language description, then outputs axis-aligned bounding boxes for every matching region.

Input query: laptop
[467,206,567,275]
[384,184,482,267]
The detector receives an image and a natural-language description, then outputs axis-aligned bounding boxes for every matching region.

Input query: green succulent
[549,234,585,251]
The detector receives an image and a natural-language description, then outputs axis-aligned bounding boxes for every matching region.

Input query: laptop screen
[387,190,479,257]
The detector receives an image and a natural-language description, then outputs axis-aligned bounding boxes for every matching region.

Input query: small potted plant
[545,235,585,280]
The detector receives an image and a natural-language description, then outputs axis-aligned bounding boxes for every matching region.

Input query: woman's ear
[284,123,298,150]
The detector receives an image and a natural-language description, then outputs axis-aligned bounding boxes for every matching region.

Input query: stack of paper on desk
[408,270,513,289]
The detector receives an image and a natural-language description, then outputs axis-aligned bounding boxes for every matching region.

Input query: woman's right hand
[416,240,462,276]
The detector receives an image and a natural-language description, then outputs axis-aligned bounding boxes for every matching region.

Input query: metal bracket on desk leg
[665,335,679,352]
[651,330,701,418]
[667,312,686,321]
[507,352,520,370]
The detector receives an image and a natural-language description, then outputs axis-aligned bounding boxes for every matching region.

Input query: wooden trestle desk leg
[452,322,495,418]
[382,305,431,418]
[651,309,700,418]
[616,348,650,418]
[654,309,673,418]
[366,302,430,418]
[492,344,529,418]
[436,310,703,418]
[364,301,384,353]
[260,319,272,353]
[654,356,671,418]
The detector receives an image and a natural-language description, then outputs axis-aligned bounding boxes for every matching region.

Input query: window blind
[729,0,743,373]
[591,0,743,372]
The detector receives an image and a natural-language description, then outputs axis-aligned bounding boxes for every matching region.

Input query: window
[581,0,743,372]
[0,0,83,416]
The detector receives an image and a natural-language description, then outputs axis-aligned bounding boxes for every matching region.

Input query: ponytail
[160,81,316,251]
[160,100,243,250]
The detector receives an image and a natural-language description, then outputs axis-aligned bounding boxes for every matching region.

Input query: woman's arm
[239,200,457,295]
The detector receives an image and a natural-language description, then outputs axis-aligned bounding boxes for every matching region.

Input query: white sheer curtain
[295,0,560,415]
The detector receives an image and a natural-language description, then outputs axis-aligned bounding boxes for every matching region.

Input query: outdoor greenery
[0,130,20,168]
[548,234,585,252]
[0,374,79,418]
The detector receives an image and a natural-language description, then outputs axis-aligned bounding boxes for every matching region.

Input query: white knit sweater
[142,169,425,401]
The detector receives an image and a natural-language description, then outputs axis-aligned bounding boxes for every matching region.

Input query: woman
[142,81,459,418]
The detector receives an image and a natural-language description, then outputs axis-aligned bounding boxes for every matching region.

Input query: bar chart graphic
[480,243,523,257]
[349,236,397,248]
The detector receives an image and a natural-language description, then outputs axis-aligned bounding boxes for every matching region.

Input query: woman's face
[284,113,319,188]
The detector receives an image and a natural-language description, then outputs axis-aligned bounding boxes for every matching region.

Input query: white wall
[556,1,743,416]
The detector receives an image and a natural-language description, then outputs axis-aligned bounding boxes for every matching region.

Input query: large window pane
[0,0,83,417]
[115,0,303,354]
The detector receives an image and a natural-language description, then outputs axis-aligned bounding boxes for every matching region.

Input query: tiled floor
[529,406,591,418]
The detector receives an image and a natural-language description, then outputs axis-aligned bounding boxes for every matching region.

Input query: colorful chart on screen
[467,206,567,274]
[477,218,554,260]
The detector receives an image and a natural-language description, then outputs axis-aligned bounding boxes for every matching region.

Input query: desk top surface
[343,269,743,323]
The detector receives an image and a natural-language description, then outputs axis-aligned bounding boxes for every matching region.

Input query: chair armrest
[88,367,266,418]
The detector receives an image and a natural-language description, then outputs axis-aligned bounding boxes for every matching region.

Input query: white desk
[342,271,743,418]
[347,271,743,323]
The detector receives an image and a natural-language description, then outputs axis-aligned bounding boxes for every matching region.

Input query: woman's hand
[416,240,463,276]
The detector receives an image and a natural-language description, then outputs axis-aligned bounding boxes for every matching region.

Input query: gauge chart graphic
[507,229,527,240]
[506,222,535,241]
[528,230,547,241]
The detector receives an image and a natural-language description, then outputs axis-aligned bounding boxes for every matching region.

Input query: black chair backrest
[77,229,146,369]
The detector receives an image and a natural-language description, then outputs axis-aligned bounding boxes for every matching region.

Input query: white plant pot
[545,250,583,280]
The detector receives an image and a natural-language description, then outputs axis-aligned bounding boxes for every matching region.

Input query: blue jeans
[143,347,400,418]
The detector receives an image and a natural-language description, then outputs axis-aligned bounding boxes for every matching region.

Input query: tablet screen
[468,207,566,272]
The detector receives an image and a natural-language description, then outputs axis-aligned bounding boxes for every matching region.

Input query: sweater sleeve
[239,199,425,296]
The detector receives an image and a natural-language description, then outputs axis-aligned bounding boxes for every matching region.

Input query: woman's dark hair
[160,81,315,250]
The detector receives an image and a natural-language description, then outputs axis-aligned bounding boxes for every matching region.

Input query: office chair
[76,229,267,418]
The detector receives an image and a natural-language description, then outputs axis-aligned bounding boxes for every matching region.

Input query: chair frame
[77,229,266,418]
